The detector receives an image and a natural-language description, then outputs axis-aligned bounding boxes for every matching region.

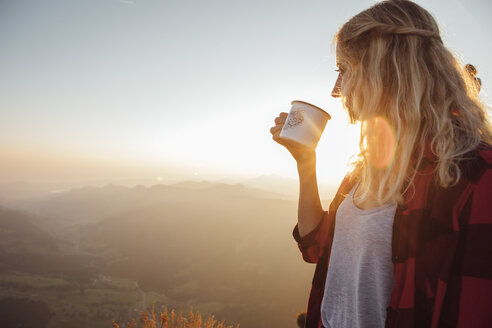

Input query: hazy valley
[0,178,336,328]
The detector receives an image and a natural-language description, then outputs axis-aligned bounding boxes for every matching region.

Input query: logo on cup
[284,109,304,130]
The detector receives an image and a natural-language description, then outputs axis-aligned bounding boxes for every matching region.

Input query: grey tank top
[321,183,396,328]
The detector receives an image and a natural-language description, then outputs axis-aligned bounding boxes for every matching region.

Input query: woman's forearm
[296,154,324,238]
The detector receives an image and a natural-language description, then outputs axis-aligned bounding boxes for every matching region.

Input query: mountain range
[0,179,329,328]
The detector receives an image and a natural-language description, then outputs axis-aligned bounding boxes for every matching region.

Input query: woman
[270,1,492,327]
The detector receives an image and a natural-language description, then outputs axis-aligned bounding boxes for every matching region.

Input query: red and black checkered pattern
[293,143,492,328]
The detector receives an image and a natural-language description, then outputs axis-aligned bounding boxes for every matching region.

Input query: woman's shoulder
[460,141,492,183]
[457,142,492,222]
[466,142,492,223]
[423,142,492,225]
[477,141,492,163]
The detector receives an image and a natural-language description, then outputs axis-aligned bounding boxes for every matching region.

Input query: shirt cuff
[292,211,327,247]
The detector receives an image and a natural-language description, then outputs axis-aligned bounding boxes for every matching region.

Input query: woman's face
[333,45,359,121]
[332,46,344,98]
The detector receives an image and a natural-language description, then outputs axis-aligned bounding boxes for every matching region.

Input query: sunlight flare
[366,116,396,169]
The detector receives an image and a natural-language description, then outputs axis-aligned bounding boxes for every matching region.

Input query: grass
[112,304,239,328]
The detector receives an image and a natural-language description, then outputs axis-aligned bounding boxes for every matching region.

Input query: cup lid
[291,100,331,119]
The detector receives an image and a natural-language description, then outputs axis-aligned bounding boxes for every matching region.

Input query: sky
[1,0,491,190]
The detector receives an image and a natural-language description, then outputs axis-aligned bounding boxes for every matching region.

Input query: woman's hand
[270,112,316,163]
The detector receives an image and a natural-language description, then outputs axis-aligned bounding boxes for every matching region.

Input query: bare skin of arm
[270,112,324,238]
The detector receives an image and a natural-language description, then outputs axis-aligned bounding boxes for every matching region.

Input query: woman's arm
[296,153,324,238]
[270,112,325,237]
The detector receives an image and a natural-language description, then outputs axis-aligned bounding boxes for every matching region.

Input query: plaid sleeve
[292,210,330,264]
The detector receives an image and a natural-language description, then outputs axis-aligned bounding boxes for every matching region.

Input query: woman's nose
[332,75,342,98]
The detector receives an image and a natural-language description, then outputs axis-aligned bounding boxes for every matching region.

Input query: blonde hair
[335,0,492,205]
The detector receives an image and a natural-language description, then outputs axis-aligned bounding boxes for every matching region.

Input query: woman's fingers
[270,125,282,136]
[275,112,288,125]
[270,126,286,146]
[274,117,284,125]
[271,112,289,143]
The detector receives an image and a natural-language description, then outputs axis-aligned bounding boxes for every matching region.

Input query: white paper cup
[279,100,331,150]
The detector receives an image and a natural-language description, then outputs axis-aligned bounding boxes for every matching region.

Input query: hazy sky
[1,0,491,188]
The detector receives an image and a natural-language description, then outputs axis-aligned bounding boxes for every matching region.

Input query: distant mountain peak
[169,180,218,190]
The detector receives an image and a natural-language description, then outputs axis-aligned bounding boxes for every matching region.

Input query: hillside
[0,206,94,281]
[0,181,320,328]
[14,181,290,225]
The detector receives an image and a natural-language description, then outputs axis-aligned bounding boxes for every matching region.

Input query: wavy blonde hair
[335,0,492,205]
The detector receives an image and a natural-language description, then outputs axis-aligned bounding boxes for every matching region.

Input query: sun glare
[366,116,396,169]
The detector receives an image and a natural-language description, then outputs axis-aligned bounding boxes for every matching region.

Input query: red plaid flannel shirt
[293,143,492,328]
